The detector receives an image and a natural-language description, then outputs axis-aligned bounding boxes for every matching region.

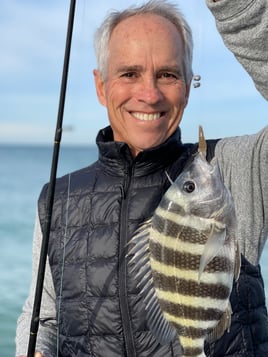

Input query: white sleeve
[16,213,57,356]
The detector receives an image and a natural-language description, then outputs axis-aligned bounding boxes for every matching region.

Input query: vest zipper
[119,163,137,357]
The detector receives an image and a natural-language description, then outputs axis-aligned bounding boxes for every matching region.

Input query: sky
[0,0,267,146]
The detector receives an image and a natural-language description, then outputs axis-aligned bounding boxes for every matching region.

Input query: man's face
[94,14,190,156]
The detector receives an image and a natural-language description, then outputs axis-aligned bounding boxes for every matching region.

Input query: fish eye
[183,181,195,193]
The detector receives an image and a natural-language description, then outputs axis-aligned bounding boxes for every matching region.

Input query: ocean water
[0,145,98,357]
[1,145,268,357]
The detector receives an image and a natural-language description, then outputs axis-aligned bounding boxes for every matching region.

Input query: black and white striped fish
[129,126,240,357]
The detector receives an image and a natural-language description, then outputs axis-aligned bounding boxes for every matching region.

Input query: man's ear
[93,69,107,106]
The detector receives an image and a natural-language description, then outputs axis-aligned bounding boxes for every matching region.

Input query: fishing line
[191,1,206,130]
[56,173,71,356]
[62,0,90,137]
[55,7,88,352]
[27,1,76,356]
[176,0,205,143]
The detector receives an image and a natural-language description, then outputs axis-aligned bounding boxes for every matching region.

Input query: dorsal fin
[128,223,177,346]
[198,125,207,158]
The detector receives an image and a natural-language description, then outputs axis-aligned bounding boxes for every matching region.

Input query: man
[16,0,268,356]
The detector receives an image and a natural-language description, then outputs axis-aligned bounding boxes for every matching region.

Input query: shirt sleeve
[206,0,268,100]
[215,126,268,265]
[16,213,57,356]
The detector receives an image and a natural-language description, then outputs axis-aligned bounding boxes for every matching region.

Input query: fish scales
[158,300,224,321]
[149,239,234,274]
[151,272,231,300]
[129,126,240,357]
[150,259,232,286]
[153,215,208,244]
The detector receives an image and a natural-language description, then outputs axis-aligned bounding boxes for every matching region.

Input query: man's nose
[136,77,164,104]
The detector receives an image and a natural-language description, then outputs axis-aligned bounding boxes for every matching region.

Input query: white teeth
[131,112,161,121]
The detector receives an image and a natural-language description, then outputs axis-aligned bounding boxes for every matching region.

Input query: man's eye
[121,72,136,78]
[163,73,175,78]
[160,72,178,80]
[157,72,181,84]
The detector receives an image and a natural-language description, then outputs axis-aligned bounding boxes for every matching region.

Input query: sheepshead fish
[129,126,240,357]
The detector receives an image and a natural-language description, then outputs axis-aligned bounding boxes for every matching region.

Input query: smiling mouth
[131,112,163,121]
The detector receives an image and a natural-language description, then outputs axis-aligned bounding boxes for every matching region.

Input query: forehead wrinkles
[112,13,182,43]
[108,14,184,69]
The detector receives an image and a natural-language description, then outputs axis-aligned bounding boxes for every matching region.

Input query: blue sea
[0,144,97,356]
[1,145,268,356]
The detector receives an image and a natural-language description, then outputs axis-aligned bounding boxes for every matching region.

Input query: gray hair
[94,0,193,83]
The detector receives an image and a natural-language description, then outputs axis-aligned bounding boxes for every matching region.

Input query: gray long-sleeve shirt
[16,0,268,355]
[206,0,268,100]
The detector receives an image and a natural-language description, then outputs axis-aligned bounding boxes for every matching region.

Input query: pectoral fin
[198,223,226,282]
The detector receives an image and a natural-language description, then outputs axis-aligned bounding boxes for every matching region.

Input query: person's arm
[206,0,268,100]
[16,214,57,357]
[214,125,268,265]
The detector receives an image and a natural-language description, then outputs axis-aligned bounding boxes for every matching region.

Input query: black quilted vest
[38,126,268,356]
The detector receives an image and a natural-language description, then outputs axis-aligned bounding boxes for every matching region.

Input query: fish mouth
[130,112,165,121]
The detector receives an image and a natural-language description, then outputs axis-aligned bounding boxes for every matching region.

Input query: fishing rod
[27,1,76,355]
